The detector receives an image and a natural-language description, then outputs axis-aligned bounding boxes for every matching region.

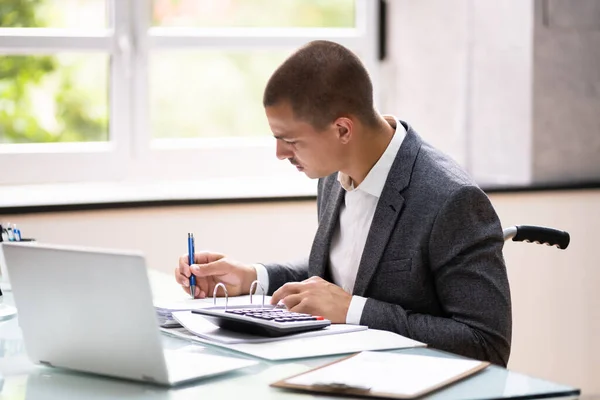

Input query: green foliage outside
[151,0,354,28]
[149,0,354,140]
[0,0,108,144]
[0,0,354,143]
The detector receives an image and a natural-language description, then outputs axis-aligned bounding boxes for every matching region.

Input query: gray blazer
[263,121,512,366]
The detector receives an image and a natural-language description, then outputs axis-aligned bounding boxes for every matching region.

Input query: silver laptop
[2,242,257,386]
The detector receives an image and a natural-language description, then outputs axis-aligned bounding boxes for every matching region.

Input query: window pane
[153,0,355,28]
[0,54,109,144]
[0,0,107,29]
[150,51,288,139]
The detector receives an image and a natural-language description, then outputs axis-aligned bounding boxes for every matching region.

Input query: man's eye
[285,140,296,145]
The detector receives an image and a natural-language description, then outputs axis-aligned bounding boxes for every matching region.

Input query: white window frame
[0,0,380,191]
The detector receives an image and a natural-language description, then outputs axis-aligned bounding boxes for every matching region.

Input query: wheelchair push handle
[503,225,570,249]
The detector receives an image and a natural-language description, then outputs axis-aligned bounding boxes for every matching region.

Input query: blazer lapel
[309,181,344,278]
[353,124,422,296]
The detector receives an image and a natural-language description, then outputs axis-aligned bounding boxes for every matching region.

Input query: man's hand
[270,276,352,324]
[175,252,257,299]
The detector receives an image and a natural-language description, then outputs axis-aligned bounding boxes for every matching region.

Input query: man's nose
[276,140,293,160]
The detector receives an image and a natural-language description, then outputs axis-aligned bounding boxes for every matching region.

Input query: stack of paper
[154,295,271,327]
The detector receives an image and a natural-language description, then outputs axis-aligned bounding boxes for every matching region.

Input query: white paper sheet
[0,303,17,321]
[161,326,426,361]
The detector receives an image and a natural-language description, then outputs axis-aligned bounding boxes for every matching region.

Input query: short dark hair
[263,40,378,130]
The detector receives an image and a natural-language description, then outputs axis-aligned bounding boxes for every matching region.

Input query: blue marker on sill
[13,224,21,242]
[188,233,196,299]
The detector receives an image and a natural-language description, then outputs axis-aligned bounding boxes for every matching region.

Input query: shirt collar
[337,116,406,197]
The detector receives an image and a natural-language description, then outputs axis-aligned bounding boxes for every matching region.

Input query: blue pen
[188,233,196,298]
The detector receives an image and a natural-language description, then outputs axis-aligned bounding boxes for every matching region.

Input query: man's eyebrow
[273,132,294,140]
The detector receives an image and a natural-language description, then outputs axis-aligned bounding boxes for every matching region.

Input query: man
[175,40,512,366]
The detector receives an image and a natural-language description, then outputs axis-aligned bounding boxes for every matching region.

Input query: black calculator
[191,305,331,337]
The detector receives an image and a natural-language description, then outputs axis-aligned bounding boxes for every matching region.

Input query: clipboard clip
[312,382,372,392]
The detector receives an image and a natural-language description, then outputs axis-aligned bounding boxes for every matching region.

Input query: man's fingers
[177,253,228,300]
[176,268,203,298]
[174,268,189,287]
[281,293,304,310]
[186,286,200,297]
[191,259,231,278]
[196,276,209,299]
[193,252,226,265]
[179,252,227,278]
[271,282,304,305]
[178,255,191,278]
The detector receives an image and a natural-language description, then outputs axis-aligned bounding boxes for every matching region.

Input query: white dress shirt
[254,117,406,324]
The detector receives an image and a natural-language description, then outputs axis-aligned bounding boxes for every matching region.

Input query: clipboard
[271,351,490,399]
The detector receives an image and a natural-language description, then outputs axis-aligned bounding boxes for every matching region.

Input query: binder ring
[249,280,266,308]
[213,282,229,310]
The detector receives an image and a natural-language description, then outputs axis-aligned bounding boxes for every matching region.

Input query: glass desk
[0,278,582,400]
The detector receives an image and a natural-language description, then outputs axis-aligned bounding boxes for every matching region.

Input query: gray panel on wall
[533,0,600,184]
[546,0,600,30]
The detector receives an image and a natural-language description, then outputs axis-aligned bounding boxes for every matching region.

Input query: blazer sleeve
[262,257,309,295]
[360,185,512,366]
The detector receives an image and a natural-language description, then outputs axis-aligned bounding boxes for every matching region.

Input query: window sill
[3,177,597,215]
[0,176,318,215]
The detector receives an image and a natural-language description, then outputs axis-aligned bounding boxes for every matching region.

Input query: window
[0,0,379,190]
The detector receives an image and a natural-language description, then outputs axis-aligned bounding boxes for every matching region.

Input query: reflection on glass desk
[0,276,583,400]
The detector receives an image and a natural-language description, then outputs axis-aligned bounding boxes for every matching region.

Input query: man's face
[265,102,345,179]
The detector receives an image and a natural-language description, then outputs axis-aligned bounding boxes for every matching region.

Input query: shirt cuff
[251,263,269,294]
[346,295,368,325]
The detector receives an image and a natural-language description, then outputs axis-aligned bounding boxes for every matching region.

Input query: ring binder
[249,280,266,308]
[212,282,229,310]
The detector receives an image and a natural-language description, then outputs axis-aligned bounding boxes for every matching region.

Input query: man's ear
[335,117,353,144]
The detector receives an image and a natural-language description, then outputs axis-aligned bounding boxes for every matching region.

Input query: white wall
[2,190,599,393]
[0,201,317,274]
[493,190,600,394]
[382,0,470,165]
[468,0,533,185]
